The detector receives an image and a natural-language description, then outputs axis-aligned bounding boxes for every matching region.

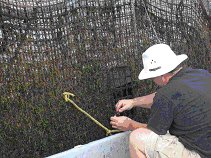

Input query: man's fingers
[118,108,124,112]
[110,121,116,125]
[116,101,124,111]
[116,101,129,112]
[110,116,117,121]
[112,125,117,129]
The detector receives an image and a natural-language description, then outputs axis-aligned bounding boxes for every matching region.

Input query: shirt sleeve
[147,93,174,135]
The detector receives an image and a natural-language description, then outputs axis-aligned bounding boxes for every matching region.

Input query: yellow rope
[63,92,121,136]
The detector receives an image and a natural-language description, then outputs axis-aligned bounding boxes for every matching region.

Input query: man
[110,44,211,158]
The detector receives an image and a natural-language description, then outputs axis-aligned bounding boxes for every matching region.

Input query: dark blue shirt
[147,68,211,158]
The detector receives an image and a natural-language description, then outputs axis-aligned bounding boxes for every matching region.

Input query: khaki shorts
[143,132,201,158]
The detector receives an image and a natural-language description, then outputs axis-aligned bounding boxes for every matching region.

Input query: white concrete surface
[47,131,130,158]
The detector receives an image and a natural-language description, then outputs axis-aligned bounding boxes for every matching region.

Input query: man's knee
[129,128,153,151]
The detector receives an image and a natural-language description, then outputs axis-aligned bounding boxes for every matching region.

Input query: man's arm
[129,119,147,130]
[110,116,147,131]
[116,92,156,112]
[132,92,156,109]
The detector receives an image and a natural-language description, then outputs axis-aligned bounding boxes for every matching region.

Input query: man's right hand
[115,99,134,113]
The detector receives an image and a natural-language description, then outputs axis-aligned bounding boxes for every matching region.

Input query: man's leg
[129,128,154,158]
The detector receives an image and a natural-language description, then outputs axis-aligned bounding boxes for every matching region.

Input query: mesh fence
[0,0,210,157]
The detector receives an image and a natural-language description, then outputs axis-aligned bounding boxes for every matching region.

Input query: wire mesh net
[0,0,210,157]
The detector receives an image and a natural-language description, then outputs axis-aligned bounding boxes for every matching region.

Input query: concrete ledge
[47,131,130,158]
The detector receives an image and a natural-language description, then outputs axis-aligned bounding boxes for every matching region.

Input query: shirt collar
[168,67,190,82]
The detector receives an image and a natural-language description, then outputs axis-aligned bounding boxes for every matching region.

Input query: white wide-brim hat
[138,44,188,80]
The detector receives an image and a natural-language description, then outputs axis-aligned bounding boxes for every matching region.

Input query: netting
[0,0,210,157]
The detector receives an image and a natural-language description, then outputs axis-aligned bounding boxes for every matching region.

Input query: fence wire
[0,0,210,157]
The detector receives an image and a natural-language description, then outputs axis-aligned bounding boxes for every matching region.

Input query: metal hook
[63,92,121,136]
[63,92,75,102]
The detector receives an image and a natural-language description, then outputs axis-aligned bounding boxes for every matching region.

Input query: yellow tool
[63,92,121,136]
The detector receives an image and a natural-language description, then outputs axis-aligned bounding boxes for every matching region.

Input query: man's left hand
[110,116,132,131]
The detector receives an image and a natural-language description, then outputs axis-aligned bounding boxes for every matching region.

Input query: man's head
[151,66,183,86]
[138,44,188,85]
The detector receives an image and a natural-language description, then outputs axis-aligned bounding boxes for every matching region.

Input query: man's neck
[172,67,183,76]
[164,67,183,85]
[168,67,183,82]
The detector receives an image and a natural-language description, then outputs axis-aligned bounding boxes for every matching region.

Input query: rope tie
[63,92,121,136]
[141,0,161,43]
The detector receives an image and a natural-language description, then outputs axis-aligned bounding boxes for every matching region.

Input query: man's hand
[110,116,133,131]
[115,93,156,111]
[115,99,134,112]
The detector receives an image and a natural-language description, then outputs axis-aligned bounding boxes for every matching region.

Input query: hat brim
[138,54,188,80]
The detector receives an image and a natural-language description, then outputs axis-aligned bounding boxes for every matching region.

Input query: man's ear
[161,74,169,84]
